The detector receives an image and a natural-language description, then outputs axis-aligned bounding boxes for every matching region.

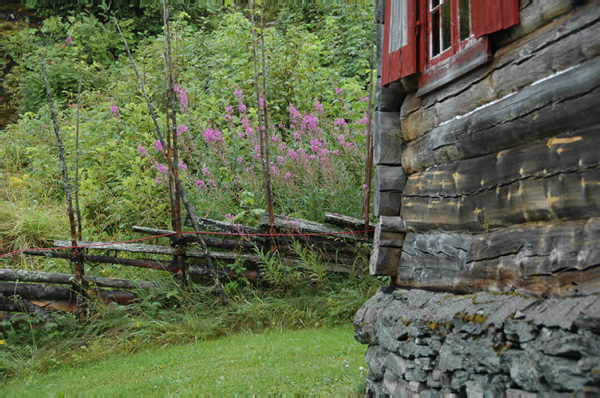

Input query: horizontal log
[402,56,600,174]
[0,282,136,305]
[0,269,157,290]
[400,5,600,143]
[370,246,401,276]
[393,263,600,298]
[259,213,361,241]
[402,169,600,233]
[184,215,263,236]
[404,127,600,198]
[24,250,175,272]
[132,226,261,250]
[323,212,375,231]
[398,218,600,296]
[0,298,54,321]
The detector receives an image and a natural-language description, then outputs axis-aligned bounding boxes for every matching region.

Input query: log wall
[369,0,600,298]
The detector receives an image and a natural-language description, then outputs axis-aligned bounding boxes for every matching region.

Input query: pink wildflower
[196,179,206,190]
[110,100,119,118]
[174,84,188,112]
[156,177,163,185]
[334,118,347,127]
[157,163,167,173]
[137,145,147,156]
[208,179,217,188]
[335,87,343,95]
[315,101,324,112]
[178,160,188,170]
[234,88,243,100]
[177,124,188,136]
[284,172,292,180]
[238,103,247,114]
[225,213,234,220]
[237,157,244,164]
[66,36,72,45]
[202,167,211,176]
[338,134,345,146]
[155,140,163,152]
[277,156,284,164]
[272,134,280,142]
[361,96,369,102]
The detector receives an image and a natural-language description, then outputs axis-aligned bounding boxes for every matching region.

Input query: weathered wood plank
[0,282,136,304]
[24,250,175,271]
[0,269,157,290]
[401,232,471,271]
[374,111,403,166]
[322,212,375,231]
[397,218,600,295]
[400,5,600,143]
[402,169,600,232]
[393,263,600,298]
[402,57,600,173]
[379,216,405,232]
[370,246,401,276]
[132,225,261,250]
[375,165,407,192]
[184,215,264,235]
[374,190,402,217]
[0,298,55,321]
[258,213,361,241]
[404,127,600,197]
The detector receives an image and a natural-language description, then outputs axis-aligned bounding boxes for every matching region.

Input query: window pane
[459,0,471,41]
[389,0,408,53]
[442,0,451,51]
[432,9,440,56]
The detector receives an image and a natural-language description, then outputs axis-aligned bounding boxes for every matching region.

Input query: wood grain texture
[400,4,600,143]
[404,127,600,198]
[402,169,600,232]
[402,56,600,174]
[397,218,600,297]
[375,165,408,192]
[374,190,402,217]
[374,111,403,166]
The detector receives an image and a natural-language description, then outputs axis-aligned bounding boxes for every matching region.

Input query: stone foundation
[354,287,600,397]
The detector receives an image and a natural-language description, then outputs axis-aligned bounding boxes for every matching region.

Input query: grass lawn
[1,325,367,396]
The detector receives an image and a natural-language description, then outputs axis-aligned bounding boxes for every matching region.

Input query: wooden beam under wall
[397,218,600,297]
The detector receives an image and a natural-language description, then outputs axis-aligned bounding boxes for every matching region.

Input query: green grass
[1,326,367,396]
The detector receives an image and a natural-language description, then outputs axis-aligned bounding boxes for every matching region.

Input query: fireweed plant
[137,85,370,225]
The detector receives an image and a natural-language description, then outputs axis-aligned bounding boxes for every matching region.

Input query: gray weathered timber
[374,111,403,166]
[401,232,471,271]
[393,263,600,297]
[375,166,407,192]
[0,269,157,290]
[258,213,360,241]
[402,169,600,232]
[403,127,600,198]
[24,250,175,271]
[370,216,405,276]
[379,216,405,232]
[374,190,402,217]
[402,57,600,174]
[323,212,375,231]
[370,246,401,276]
[54,240,207,259]
[400,5,600,143]
[184,215,263,236]
[132,225,260,250]
[398,218,600,293]
[0,281,136,304]
[376,81,406,112]
[0,298,55,321]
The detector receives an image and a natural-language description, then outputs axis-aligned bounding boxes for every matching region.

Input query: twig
[38,53,87,322]
[250,0,276,249]
[114,16,228,306]
[75,77,83,242]
[163,0,186,283]
[362,17,376,241]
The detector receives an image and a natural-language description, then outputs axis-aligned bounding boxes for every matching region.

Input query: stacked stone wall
[355,288,600,397]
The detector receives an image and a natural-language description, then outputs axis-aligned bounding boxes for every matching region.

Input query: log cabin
[355,0,600,396]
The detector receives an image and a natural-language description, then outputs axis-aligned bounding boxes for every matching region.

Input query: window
[382,0,520,95]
